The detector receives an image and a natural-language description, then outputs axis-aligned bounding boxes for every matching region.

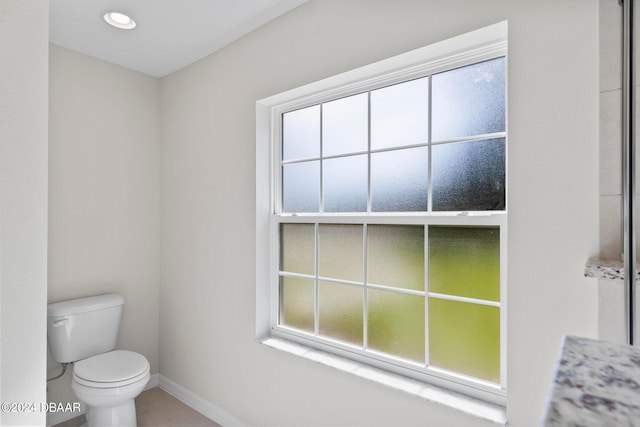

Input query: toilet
[47,294,150,427]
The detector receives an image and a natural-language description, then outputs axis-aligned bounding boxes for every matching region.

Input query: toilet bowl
[72,350,150,427]
[47,294,150,427]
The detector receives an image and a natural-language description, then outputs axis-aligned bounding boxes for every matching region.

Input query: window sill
[259,337,507,425]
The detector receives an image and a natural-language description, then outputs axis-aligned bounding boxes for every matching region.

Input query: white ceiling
[49,0,308,78]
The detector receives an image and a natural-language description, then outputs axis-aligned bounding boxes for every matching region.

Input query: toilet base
[71,356,149,427]
[85,399,136,427]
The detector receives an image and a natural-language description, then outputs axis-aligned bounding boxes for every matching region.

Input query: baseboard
[146,372,160,390]
[158,375,249,427]
[47,373,243,427]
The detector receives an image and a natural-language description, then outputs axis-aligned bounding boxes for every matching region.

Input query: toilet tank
[47,294,125,363]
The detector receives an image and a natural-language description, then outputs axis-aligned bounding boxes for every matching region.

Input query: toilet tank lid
[48,294,124,317]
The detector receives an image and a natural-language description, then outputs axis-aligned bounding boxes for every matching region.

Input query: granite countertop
[542,335,640,426]
[584,258,640,281]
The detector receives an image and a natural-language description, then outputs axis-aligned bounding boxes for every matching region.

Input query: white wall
[505,1,599,424]
[160,1,599,426]
[47,45,161,410]
[0,1,49,426]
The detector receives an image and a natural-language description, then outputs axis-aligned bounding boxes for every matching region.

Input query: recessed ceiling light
[103,11,137,30]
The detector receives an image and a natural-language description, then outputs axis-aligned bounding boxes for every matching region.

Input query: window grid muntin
[318,106,324,213]
[366,93,373,213]
[270,51,507,402]
[279,269,502,304]
[281,131,507,166]
[424,223,430,366]
[314,222,319,336]
[362,224,369,350]
[427,76,434,212]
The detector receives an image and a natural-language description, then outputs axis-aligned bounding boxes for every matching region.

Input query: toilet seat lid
[74,350,149,383]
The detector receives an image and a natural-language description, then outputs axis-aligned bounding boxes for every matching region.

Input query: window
[257,22,507,406]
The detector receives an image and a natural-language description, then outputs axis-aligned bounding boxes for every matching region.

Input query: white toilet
[47,294,150,427]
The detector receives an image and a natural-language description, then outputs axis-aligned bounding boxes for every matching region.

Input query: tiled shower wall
[598,0,639,343]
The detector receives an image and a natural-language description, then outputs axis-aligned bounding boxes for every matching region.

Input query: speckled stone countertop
[542,335,640,426]
[584,258,640,281]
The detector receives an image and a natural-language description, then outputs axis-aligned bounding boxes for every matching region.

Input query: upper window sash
[268,47,507,217]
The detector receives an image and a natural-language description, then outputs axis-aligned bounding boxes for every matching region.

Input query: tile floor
[53,387,222,427]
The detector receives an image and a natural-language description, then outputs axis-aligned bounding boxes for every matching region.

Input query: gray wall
[160,1,598,426]
[47,45,161,416]
[0,1,49,426]
[7,0,599,425]
[42,1,600,426]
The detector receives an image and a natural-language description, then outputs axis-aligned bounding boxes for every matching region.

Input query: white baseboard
[158,375,249,427]
[146,372,160,390]
[47,373,244,427]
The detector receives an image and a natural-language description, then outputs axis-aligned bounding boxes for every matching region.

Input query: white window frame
[256,21,508,408]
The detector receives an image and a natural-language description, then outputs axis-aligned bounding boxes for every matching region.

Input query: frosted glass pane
[368,225,424,291]
[429,298,500,383]
[318,224,363,282]
[371,78,429,150]
[280,276,314,333]
[371,147,428,212]
[319,281,363,346]
[322,93,368,156]
[367,290,425,362]
[283,161,319,213]
[323,155,367,212]
[280,223,315,275]
[432,57,505,141]
[282,105,320,160]
[429,226,500,302]
[432,138,505,211]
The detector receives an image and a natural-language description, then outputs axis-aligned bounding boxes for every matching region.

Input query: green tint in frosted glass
[280,223,315,275]
[429,226,500,302]
[319,281,363,346]
[282,105,320,161]
[429,298,500,383]
[371,77,429,150]
[367,290,424,363]
[318,224,363,282]
[280,276,315,333]
[282,161,319,213]
[368,225,424,291]
[322,93,368,156]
